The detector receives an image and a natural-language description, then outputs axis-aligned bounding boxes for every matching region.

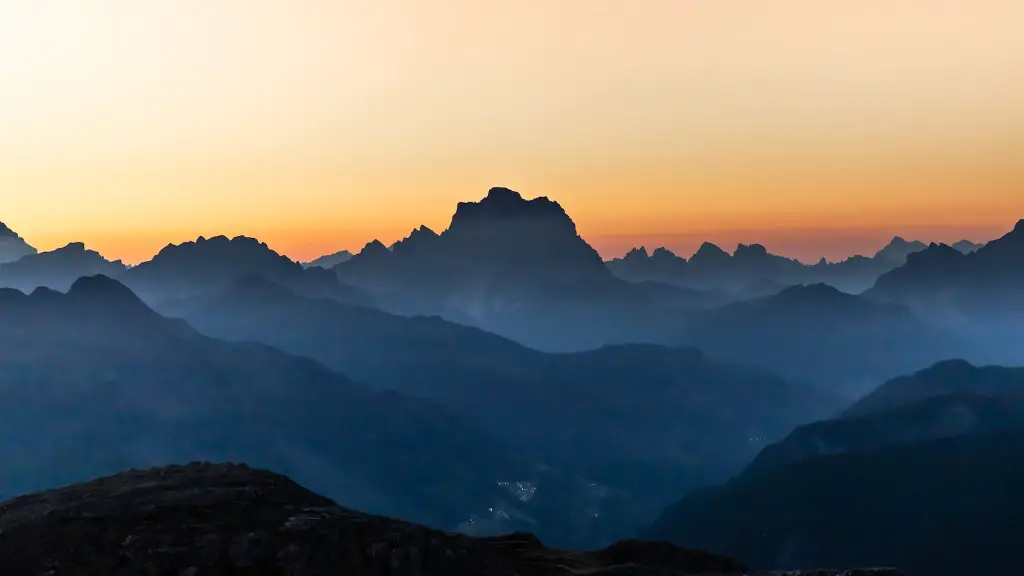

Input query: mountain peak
[449,187,574,232]
[623,246,650,260]
[359,239,390,256]
[66,274,150,313]
[485,186,525,202]
[690,242,730,264]
[734,243,769,258]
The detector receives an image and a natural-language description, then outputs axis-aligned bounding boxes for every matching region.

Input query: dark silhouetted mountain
[0,462,777,576]
[605,246,689,284]
[335,188,685,351]
[0,221,37,264]
[645,360,1024,576]
[121,235,372,307]
[159,276,846,543]
[645,431,1024,576]
[0,276,652,548]
[0,241,125,292]
[302,249,353,268]
[679,284,969,394]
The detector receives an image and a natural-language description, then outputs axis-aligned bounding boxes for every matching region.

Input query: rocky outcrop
[0,462,899,576]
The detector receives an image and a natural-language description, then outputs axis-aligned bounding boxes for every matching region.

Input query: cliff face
[0,462,901,576]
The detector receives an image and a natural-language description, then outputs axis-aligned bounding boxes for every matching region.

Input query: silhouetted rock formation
[122,235,372,307]
[0,221,37,264]
[335,187,680,351]
[0,462,901,576]
[0,241,125,292]
[303,249,353,269]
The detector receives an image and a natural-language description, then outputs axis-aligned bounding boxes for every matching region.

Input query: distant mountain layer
[159,274,847,545]
[606,235,987,295]
[303,249,353,269]
[676,284,970,394]
[645,359,1024,576]
[0,242,124,292]
[0,221,37,264]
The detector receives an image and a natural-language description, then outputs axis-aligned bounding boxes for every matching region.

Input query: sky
[2,0,1023,264]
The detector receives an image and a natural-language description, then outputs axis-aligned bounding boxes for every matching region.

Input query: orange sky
[2,0,1023,264]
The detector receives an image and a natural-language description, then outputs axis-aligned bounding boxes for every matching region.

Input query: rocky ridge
[0,462,901,576]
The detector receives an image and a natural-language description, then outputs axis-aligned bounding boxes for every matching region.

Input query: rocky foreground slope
[0,462,901,575]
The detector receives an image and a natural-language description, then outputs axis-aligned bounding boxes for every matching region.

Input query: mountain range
[606,235,984,294]
[1,188,1022,574]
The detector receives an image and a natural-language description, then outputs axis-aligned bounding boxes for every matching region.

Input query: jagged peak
[0,221,18,238]
[733,243,768,257]
[449,187,574,232]
[650,247,681,261]
[152,235,276,260]
[692,242,729,259]
[358,239,391,256]
[485,186,524,202]
[624,246,650,259]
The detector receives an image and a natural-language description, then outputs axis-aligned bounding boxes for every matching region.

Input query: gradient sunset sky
[2,1,1023,264]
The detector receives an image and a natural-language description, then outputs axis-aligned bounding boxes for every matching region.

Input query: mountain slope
[646,431,1024,576]
[0,221,37,264]
[0,276,626,548]
[302,249,353,268]
[162,275,846,538]
[645,360,1024,576]
[0,462,762,576]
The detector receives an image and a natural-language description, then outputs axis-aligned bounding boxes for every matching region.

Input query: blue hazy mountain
[644,359,1024,576]
[605,236,981,296]
[302,249,353,269]
[0,275,674,549]
[676,283,969,395]
[157,273,846,537]
[0,241,125,292]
